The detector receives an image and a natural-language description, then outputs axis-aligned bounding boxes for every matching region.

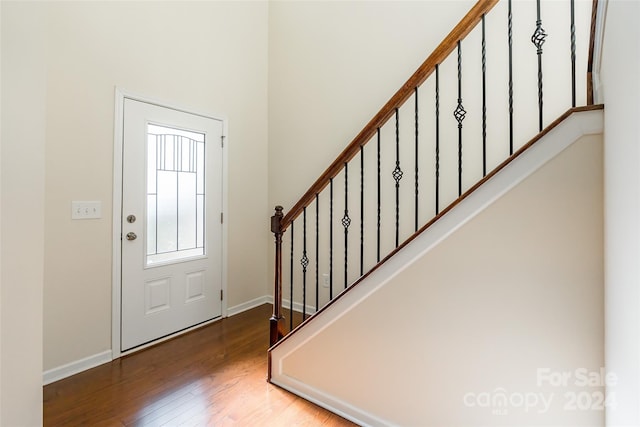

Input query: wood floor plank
[44,304,357,426]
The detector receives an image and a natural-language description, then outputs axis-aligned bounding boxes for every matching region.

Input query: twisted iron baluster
[508,0,514,154]
[360,146,364,277]
[531,0,547,131]
[482,14,487,177]
[315,194,319,313]
[376,128,381,263]
[301,208,308,319]
[289,221,294,331]
[414,87,419,232]
[570,0,576,107]
[342,163,350,289]
[453,41,467,197]
[329,178,333,300]
[392,109,403,248]
[435,65,440,215]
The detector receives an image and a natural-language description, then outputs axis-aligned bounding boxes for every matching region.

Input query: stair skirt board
[268,109,604,426]
[271,375,393,427]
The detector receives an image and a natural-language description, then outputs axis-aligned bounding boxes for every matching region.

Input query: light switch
[72,201,102,220]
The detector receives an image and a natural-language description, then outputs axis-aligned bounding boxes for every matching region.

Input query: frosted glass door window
[146,124,206,265]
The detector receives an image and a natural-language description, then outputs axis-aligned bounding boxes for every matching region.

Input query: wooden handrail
[280,0,500,230]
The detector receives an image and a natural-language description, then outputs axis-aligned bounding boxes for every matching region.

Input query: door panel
[121,98,223,351]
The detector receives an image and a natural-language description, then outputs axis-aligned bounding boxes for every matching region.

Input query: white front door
[121,98,224,351]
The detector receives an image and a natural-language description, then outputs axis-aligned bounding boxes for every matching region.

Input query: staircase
[268,0,603,425]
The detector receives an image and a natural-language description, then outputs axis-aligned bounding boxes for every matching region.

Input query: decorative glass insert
[146,124,205,266]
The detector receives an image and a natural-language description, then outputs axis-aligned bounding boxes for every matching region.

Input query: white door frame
[112,88,228,359]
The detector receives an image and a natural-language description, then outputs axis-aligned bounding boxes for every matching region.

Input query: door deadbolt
[127,215,136,223]
[126,232,137,241]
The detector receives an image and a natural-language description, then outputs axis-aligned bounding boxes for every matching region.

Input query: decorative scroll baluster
[329,178,334,300]
[435,64,440,215]
[454,41,467,197]
[315,194,319,313]
[376,128,381,263]
[269,206,284,346]
[342,163,351,289]
[570,0,576,107]
[414,87,419,232]
[482,14,487,177]
[360,146,364,277]
[393,108,403,248]
[508,0,514,154]
[301,207,308,320]
[289,221,294,332]
[531,0,547,131]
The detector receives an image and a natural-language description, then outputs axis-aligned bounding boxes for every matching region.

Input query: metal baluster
[482,15,487,177]
[342,163,351,289]
[315,194,319,313]
[393,108,403,248]
[508,0,514,154]
[289,221,294,331]
[301,208,308,320]
[414,87,419,232]
[360,146,364,277]
[376,128,381,263]
[435,65,440,215]
[570,0,576,107]
[532,0,547,131]
[329,178,333,300]
[454,41,467,197]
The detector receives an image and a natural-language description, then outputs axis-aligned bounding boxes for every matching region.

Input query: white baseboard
[282,298,317,316]
[43,350,112,386]
[226,296,316,317]
[271,376,389,427]
[228,295,317,316]
[226,295,273,316]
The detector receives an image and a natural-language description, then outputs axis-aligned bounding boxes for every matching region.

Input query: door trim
[112,88,228,359]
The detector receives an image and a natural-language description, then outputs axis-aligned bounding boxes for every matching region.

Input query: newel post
[269,206,285,346]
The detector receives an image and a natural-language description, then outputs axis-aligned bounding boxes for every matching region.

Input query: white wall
[38,1,269,372]
[276,134,604,426]
[1,2,46,425]
[601,0,640,425]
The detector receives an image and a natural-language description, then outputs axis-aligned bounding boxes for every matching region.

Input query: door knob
[126,232,137,241]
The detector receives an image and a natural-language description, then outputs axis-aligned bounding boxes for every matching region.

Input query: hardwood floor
[44,304,356,426]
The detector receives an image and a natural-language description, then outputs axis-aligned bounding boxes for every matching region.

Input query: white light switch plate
[72,201,102,219]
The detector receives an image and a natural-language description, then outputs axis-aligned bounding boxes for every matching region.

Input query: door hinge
[220,212,224,224]
[220,289,224,301]
[221,136,225,148]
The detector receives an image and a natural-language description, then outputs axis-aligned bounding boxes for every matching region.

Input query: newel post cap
[271,205,284,234]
